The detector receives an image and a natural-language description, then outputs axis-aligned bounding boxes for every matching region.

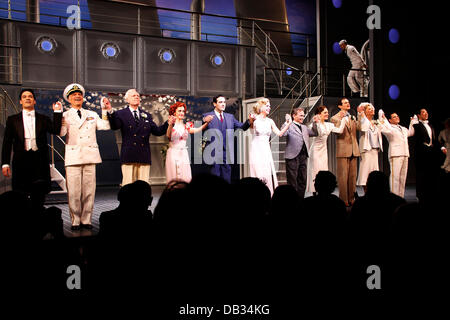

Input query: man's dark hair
[338,97,348,106]
[388,112,397,119]
[19,88,35,100]
[291,107,304,118]
[212,95,226,104]
[416,108,427,115]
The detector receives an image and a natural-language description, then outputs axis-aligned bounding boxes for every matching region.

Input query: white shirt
[420,120,433,146]
[129,106,140,120]
[23,110,38,151]
[214,109,224,121]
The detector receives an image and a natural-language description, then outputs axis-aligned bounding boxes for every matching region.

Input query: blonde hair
[253,98,270,114]
[358,102,374,113]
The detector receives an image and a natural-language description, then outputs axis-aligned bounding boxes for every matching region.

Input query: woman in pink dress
[249,98,292,195]
[165,102,212,183]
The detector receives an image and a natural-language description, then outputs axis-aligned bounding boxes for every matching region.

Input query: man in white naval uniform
[381,112,414,197]
[59,83,111,230]
[339,39,368,97]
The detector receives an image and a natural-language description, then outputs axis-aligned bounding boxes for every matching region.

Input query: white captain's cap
[63,83,85,102]
[339,39,347,46]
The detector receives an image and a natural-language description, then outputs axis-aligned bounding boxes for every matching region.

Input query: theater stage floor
[50,185,418,238]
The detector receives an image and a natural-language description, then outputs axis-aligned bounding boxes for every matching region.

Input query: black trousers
[285,147,308,198]
[11,150,51,194]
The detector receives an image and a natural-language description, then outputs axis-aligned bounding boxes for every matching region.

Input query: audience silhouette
[0,168,445,302]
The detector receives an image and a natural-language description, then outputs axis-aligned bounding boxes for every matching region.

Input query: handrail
[0,85,19,113]
[269,73,306,116]
[289,72,320,114]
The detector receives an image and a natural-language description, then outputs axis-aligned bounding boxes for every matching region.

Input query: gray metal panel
[143,37,190,94]
[84,31,136,90]
[20,24,75,88]
[195,43,238,96]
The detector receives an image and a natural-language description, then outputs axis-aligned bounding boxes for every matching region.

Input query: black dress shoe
[71,225,81,231]
[81,223,93,230]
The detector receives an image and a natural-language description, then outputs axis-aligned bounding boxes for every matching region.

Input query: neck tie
[220,113,223,123]
[295,123,302,132]
[77,110,81,119]
[133,110,139,122]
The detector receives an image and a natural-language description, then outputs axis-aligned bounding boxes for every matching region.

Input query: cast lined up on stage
[249,98,291,195]
[2,83,448,230]
[306,106,347,194]
[165,101,211,183]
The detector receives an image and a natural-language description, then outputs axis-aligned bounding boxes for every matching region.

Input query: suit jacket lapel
[35,112,43,137]
[16,113,25,144]
[346,117,352,132]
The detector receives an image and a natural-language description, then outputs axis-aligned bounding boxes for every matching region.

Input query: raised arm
[190,117,212,134]
[149,114,169,136]
[96,110,111,131]
[102,97,121,130]
[331,116,348,134]
[272,114,292,137]
[47,101,63,135]
[60,113,68,137]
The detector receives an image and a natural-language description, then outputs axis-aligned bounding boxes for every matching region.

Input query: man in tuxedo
[59,83,110,230]
[382,112,414,197]
[202,95,252,183]
[2,88,62,194]
[409,108,440,203]
[330,98,363,207]
[282,107,317,198]
[104,89,169,186]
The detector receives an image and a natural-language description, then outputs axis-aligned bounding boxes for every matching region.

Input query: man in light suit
[330,98,362,206]
[202,95,252,183]
[2,88,62,193]
[381,112,414,197]
[59,83,110,230]
[409,108,440,203]
[104,89,169,186]
[282,107,317,198]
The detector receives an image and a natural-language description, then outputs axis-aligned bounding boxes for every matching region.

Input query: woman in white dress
[165,102,212,183]
[249,98,292,195]
[306,106,348,193]
[356,103,387,191]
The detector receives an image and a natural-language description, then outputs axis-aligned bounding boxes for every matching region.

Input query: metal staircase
[239,22,324,186]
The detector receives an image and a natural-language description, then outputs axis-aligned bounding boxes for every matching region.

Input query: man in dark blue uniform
[104,89,169,186]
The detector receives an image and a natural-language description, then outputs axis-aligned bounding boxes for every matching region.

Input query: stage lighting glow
[333,42,342,54]
[389,84,400,100]
[389,28,400,43]
[332,0,342,8]
[41,40,53,52]
[286,67,293,76]
[210,53,226,68]
[158,48,176,63]
[100,42,120,59]
[35,36,57,54]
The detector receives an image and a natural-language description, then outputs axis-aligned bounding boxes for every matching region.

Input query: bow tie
[420,120,429,124]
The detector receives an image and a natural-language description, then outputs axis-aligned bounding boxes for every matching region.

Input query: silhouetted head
[314,171,337,195]
[270,184,300,218]
[366,171,390,196]
[233,177,271,220]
